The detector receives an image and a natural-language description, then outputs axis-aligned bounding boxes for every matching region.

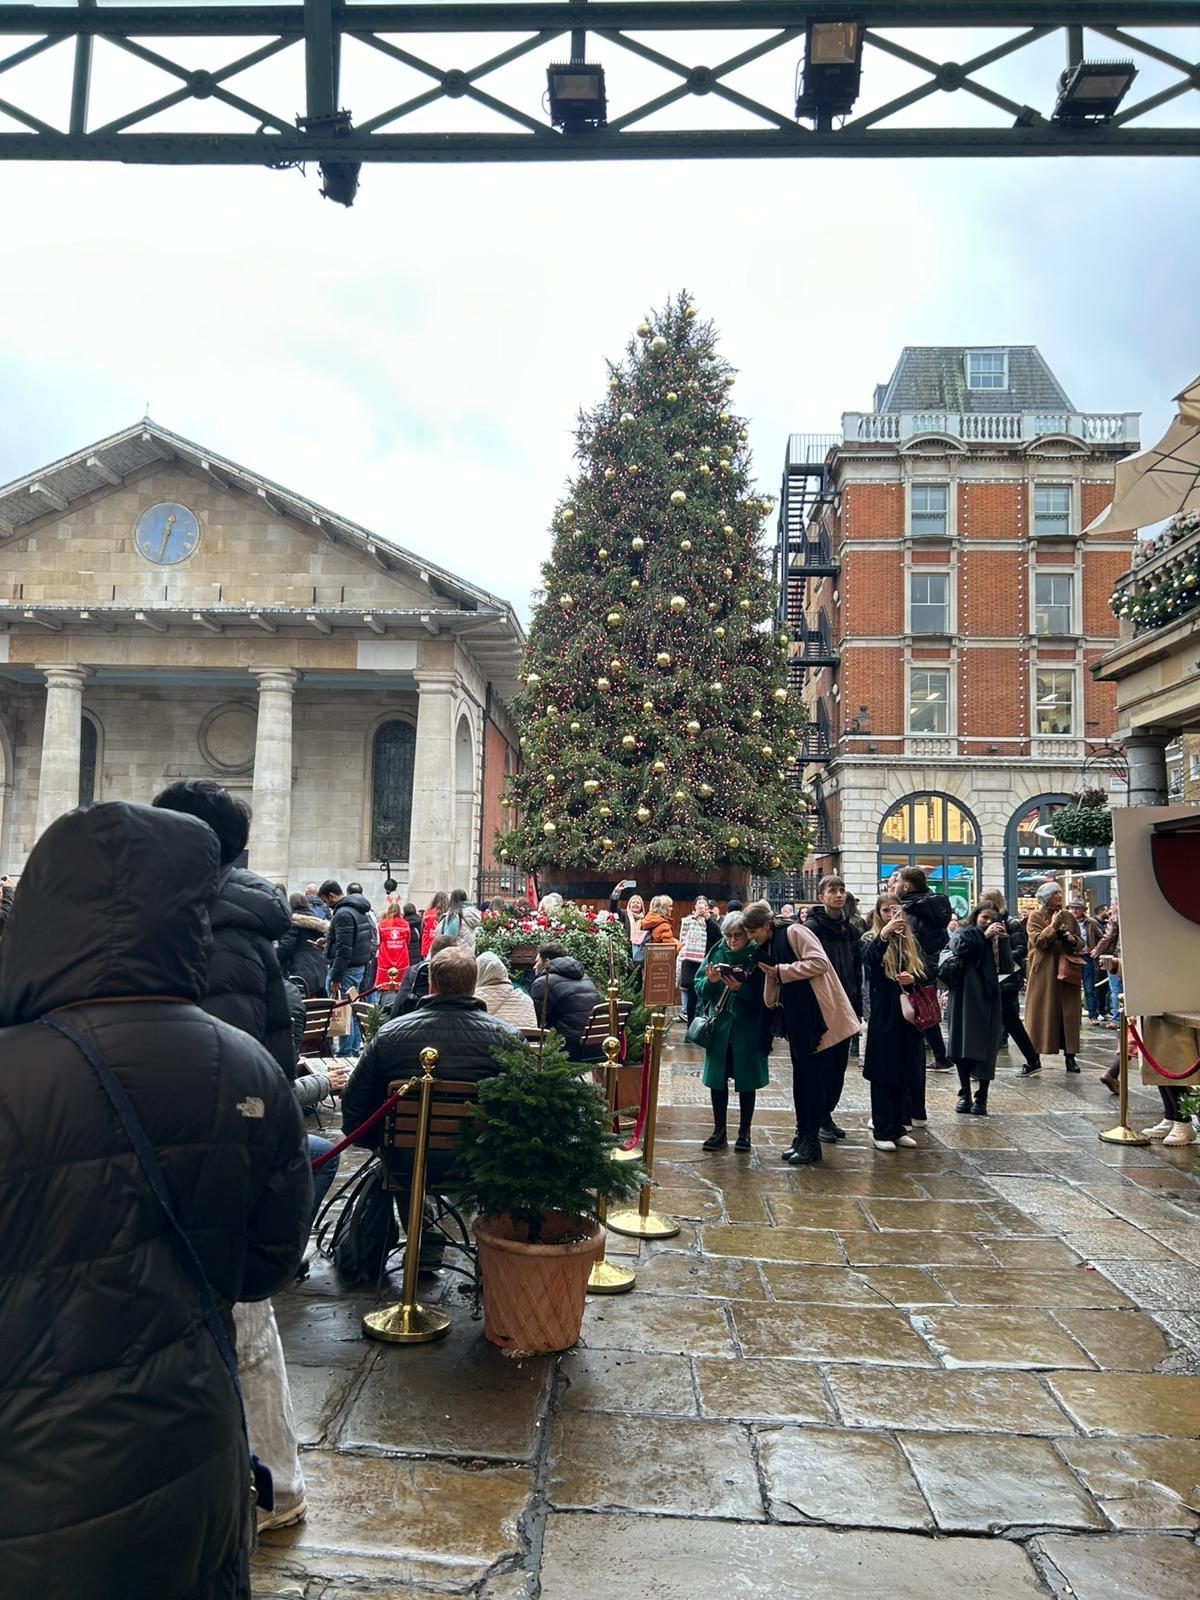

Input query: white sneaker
[257,1495,307,1532]
[896,1134,918,1148]
[1163,1121,1197,1147]
[910,1118,928,1128]
[1142,1119,1174,1139]
[872,1138,897,1151]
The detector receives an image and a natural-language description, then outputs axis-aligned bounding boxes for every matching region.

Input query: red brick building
[783,347,1139,913]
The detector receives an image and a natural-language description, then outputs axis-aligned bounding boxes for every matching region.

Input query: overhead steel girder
[0,2,1198,192]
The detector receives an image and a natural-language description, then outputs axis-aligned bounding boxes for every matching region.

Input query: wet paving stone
[912,1174,1002,1201]
[913,1307,1096,1369]
[900,1432,1105,1532]
[548,1413,763,1519]
[826,1366,1076,1435]
[538,1513,1045,1600]
[257,1449,530,1588]
[340,1324,554,1460]
[862,1199,1011,1234]
[1062,1221,1179,1262]
[693,1356,836,1422]
[760,1263,889,1305]
[1054,1438,1200,1530]
[580,1293,735,1356]
[760,1426,933,1529]
[1052,1309,1174,1371]
[286,1360,365,1447]
[699,1222,843,1263]
[1035,1532,1200,1600]
[637,1185,726,1222]
[837,1230,996,1267]
[1093,1260,1200,1310]
[731,1301,937,1366]
[763,1194,871,1230]
[930,1267,1131,1308]
[630,1251,765,1300]
[558,1347,697,1416]
[1045,1371,1200,1437]
[856,1267,957,1305]
[983,1238,1086,1270]
[273,1293,383,1367]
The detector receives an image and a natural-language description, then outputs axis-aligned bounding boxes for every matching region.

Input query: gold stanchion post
[1099,998,1151,1147]
[607,1010,680,1240]
[604,956,640,1165]
[363,1048,454,1343]
[588,1016,637,1294]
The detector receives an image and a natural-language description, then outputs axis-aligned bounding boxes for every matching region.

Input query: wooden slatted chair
[299,995,339,1060]
[576,999,633,1058]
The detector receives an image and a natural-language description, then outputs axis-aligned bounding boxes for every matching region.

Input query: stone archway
[453,712,476,894]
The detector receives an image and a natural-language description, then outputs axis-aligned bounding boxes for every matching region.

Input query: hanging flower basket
[1050,794,1113,849]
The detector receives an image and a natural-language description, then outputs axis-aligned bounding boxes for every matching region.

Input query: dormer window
[966,350,1008,390]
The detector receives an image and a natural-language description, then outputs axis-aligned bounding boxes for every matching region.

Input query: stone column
[34,664,91,841]
[1125,730,1171,807]
[406,669,458,907]
[249,668,297,884]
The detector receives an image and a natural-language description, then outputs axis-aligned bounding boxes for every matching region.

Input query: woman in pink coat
[754,900,860,1167]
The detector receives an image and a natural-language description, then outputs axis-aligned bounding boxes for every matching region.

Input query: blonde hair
[648,894,673,917]
[871,895,926,982]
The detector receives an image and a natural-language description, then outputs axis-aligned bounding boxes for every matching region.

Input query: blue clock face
[134,501,201,566]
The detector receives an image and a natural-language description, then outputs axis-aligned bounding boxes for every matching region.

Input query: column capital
[36,663,91,687]
[413,668,461,693]
[250,667,299,693]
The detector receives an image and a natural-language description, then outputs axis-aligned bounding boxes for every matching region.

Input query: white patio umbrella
[1086,375,1200,536]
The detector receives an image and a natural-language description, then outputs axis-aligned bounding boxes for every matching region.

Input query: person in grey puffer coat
[153,781,293,1078]
[0,801,310,1600]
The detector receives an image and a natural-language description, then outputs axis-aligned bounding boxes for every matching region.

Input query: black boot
[786,1131,822,1165]
[702,1127,727,1150]
[734,1091,755,1152]
[971,1084,989,1116]
[1020,1058,1042,1076]
[1065,1054,1081,1074]
[955,1064,973,1114]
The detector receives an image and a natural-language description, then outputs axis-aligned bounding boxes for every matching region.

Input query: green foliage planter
[1050,799,1114,849]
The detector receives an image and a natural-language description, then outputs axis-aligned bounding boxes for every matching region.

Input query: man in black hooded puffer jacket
[529,943,603,1062]
[153,779,294,1079]
[0,801,310,1600]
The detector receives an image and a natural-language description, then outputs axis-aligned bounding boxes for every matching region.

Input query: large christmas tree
[496,292,812,876]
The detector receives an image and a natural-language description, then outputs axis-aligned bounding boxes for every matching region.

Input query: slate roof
[875,347,1075,415]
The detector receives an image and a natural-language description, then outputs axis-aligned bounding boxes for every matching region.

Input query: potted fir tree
[452,1031,645,1356]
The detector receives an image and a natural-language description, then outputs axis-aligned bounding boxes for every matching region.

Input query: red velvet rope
[310,1084,409,1169]
[617,1035,653,1152]
[1126,1018,1200,1083]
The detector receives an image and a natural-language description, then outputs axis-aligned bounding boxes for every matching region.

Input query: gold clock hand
[157,512,176,562]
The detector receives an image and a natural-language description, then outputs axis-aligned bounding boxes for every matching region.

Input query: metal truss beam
[0,2,1197,201]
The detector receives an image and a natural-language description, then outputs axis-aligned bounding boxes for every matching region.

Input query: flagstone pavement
[255,1025,1200,1599]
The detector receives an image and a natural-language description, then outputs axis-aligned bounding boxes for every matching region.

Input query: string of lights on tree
[1110,509,1200,634]
[495,291,814,874]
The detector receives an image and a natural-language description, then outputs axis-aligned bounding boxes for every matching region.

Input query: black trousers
[790,1037,852,1137]
[870,1078,908,1144]
[1000,987,1038,1068]
[681,960,701,1023]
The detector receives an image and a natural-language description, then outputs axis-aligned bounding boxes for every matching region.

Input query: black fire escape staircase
[777,434,840,768]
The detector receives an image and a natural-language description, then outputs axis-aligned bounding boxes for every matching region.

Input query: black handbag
[40,1012,273,1555]
[686,984,731,1048]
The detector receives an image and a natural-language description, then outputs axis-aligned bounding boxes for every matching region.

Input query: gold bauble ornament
[759,499,772,514]
[526,672,541,688]
[642,699,655,713]
[714,626,726,640]
[652,759,666,775]
[770,856,782,869]
[774,687,788,703]
[727,834,740,848]
[606,610,622,626]
[650,335,668,353]
[610,658,622,672]
[620,411,635,425]
[546,773,557,785]
[723,524,735,537]
[719,411,731,422]
[787,753,798,766]
[630,578,640,590]
[685,304,697,319]
[562,508,575,522]
[724,374,736,387]
[686,719,701,734]
[761,744,774,757]
[622,734,637,750]
[596,677,610,691]
[570,721,582,733]
[543,821,557,835]
[599,805,613,818]
[751,709,762,722]
[547,705,559,719]
[499,847,509,860]
[631,536,645,552]
[583,779,600,795]
[608,377,619,390]
[698,782,714,798]
[669,595,687,613]
[628,464,639,475]
[738,598,751,611]
[777,630,790,645]
[740,431,749,441]
[597,547,609,560]
[673,789,686,802]
[601,837,615,850]
[723,566,734,580]
[680,538,693,552]
[500,795,511,808]
[699,464,711,476]
[666,391,678,403]
[719,461,730,473]
[656,651,672,668]
[637,321,651,336]
[559,594,574,608]
[604,466,616,480]
[710,681,724,694]
[636,805,651,823]
[670,489,687,506]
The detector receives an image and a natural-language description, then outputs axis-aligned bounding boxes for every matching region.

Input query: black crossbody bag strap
[40,1012,273,1517]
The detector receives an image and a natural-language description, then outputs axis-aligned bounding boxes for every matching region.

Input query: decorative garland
[1111,509,1200,634]
[1049,789,1113,848]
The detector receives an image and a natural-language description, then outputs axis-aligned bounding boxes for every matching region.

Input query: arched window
[79,714,99,806]
[1005,793,1111,914]
[878,791,982,916]
[370,720,416,860]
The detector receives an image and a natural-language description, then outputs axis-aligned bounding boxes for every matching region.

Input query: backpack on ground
[327,1159,398,1286]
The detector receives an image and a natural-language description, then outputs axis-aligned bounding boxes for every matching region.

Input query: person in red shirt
[375,899,412,993]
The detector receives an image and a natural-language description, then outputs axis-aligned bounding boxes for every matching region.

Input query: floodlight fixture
[297,108,360,206]
[548,61,607,132]
[795,19,864,123]
[1052,60,1137,124]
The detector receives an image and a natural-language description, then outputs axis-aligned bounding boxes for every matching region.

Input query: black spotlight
[547,61,607,131]
[297,109,361,207]
[1052,60,1137,125]
[380,859,398,894]
[795,20,864,122]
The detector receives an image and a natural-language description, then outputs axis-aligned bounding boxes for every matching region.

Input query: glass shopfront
[878,792,982,917]
[1005,794,1111,915]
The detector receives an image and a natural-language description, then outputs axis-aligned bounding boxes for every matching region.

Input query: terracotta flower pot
[473,1212,604,1355]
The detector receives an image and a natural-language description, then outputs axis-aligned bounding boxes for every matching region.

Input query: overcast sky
[2,16,1198,617]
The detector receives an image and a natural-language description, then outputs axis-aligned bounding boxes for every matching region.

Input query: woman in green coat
[693,912,770,1152]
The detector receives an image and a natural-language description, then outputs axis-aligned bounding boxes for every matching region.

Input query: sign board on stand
[1112,804,1200,1016]
[642,941,679,1011]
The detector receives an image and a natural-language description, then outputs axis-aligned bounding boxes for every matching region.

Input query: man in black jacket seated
[805,875,863,1142]
[529,942,602,1062]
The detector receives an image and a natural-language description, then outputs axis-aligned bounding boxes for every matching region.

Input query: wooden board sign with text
[642,941,679,1010]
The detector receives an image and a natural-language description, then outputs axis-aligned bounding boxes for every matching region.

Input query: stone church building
[0,422,523,906]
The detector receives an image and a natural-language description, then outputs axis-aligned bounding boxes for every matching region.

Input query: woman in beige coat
[1023,882,1083,1074]
[474,950,537,1029]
